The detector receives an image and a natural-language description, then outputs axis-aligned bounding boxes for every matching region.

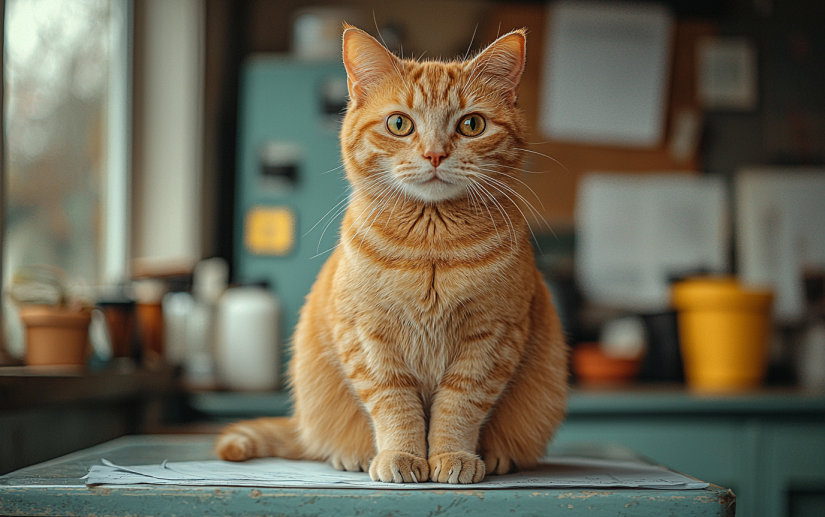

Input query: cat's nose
[423,149,448,167]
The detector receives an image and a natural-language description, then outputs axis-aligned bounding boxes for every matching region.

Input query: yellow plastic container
[671,277,774,393]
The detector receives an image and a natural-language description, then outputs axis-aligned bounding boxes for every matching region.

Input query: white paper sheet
[736,168,825,322]
[539,1,673,146]
[576,173,728,312]
[84,456,708,490]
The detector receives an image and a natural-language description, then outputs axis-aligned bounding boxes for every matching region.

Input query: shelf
[188,385,825,421]
[0,365,179,410]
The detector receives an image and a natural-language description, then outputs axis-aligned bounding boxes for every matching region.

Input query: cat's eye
[386,113,414,137]
[457,113,486,137]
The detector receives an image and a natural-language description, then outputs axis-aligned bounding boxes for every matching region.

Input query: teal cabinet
[759,421,825,516]
[550,389,825,517]
[554,417,746,489]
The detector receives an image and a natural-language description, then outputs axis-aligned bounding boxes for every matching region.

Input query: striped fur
[216,26,568,484]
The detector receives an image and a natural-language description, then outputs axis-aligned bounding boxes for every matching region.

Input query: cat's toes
[368,450,429,483]
[215,433,253,462]
[429,451,486,484]
[482,452,513,475]
[331,455,370,472]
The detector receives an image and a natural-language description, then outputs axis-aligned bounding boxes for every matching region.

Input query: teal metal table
[0,435,734,516]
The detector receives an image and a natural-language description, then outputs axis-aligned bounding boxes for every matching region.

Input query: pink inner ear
[470,31,527,94]
[343,28,399,101]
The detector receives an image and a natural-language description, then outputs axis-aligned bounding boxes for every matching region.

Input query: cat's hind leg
[478,279,568,474]
[289,290,377,472]
[215,416,302,461]
[291,346,377,472]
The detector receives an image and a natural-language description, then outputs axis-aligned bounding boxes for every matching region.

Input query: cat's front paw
[368,450,429,483]
[215,432,254,462]
[429,451,486,484]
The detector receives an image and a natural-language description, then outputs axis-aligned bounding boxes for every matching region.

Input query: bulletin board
[482,4,717,230]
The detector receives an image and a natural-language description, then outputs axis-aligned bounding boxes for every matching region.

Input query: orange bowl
[572,343,641,385]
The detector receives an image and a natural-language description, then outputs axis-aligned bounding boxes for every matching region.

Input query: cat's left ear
[467,29,527,104]
[342,25,402,106]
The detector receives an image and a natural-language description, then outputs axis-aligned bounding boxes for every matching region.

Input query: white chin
[403,181,466,203]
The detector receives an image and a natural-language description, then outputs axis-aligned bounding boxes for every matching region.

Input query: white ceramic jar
[215,285,281,391]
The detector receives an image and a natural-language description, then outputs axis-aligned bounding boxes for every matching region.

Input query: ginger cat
[215,26,568,484]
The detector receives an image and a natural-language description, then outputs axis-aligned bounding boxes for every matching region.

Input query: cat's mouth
[419,173,452,186]
[400,171,465,202]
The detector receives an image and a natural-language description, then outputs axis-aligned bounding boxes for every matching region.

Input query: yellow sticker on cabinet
[244,206,296,256]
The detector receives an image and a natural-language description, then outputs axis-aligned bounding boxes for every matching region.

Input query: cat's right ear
[342,26,401,106]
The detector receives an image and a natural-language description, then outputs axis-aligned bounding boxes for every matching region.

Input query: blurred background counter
[0,366,181,476]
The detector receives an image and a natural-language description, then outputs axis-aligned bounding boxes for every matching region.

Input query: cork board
[482,5,716,230]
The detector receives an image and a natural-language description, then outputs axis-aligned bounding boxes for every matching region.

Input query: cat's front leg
[341,339,429,483]
[427,331,522,484]
[359,376,429,483]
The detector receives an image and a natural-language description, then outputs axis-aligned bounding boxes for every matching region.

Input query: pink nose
[423,149,447,167]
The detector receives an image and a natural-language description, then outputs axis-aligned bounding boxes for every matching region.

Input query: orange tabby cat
[215,26,568,484]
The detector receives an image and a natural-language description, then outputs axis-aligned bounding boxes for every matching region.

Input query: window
[3,0,130,355]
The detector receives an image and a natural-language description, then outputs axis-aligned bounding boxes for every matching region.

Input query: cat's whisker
[384,183,405,231]
[476,167,547,213]
[310,244,339,260]
[462,54,498,99]
[372,11,405,81]
[478,162,551,175]
[314,180,391,259]
[467,182,501,245]
[478,178,543,251]
[483,187,518,253]
[476,172,544,216]
[315,177,383,254]
[465,186,482,218]
[317,190,362,254]
[345,179,397,249]
[474,181,516,250]
[463,32,502,98]
[463,23,479,62]
[358,182,400,251]
[478,174,552,232]
[304,189,353,238]
[319,163,346,175]
[514,148,570,175]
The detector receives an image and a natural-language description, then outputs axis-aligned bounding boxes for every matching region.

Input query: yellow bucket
[671,277,774,393]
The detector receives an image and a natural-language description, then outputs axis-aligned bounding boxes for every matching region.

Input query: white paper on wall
[736,169,825,323]
[576,173,729,312]
[539,1,674,147]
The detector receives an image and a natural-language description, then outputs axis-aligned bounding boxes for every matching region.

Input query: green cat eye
[386,113,414,137]
[457,113,486,137]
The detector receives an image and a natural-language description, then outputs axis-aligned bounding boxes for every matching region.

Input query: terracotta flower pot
[19,305,92,366]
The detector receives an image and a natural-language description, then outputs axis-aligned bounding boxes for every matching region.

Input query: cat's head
[340,26,527,204]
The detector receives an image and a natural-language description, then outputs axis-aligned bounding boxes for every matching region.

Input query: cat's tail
[215,417,303,461]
